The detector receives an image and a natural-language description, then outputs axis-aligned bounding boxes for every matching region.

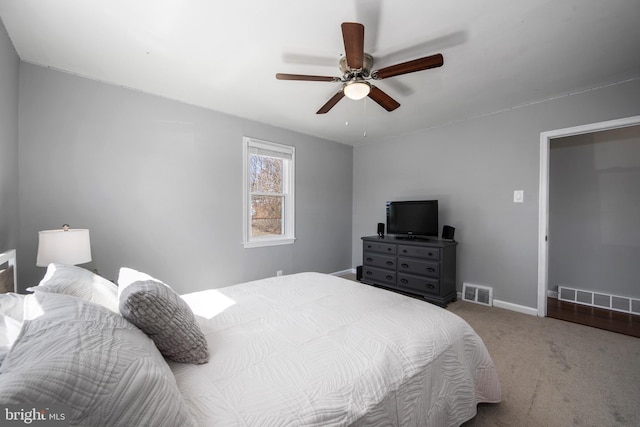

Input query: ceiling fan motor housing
[340,53,373,79]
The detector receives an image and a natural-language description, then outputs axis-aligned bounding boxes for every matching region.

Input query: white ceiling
[1,0,639,146]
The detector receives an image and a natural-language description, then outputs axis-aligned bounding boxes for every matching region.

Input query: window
[243,137,295,248]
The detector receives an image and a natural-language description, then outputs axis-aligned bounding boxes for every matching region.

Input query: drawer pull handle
[427,268,436,272]
[367,245,372,249]
[401,263,409,268]
[427,284,435,289]
[402,249,407,253]
[366,257,373,262]
[387,248,392,251]
[428,252,433,256]
[386,261,394,266]
[386,275,393,280]
[366,271,372,275]
[400,279,408,284]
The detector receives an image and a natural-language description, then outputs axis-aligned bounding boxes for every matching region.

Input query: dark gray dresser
[361,236,458,307]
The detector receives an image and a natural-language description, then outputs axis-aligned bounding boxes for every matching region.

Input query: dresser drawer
[363,252,396,270]
[398,245,440,261]
[363,241,397,255]
[361,266,396,286]
[397,273,440,296]
[398,258,440,278]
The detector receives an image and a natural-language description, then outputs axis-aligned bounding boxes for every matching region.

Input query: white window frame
[242,137,296,248]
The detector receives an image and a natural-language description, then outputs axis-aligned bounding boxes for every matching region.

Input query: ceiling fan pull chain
[363,98,367,137]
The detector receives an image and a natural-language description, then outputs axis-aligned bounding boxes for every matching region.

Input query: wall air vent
[462,283,493,307]
[558,286,640,315]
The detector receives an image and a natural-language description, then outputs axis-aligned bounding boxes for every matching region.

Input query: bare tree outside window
[243,137,295,248]
[250,155,284,237]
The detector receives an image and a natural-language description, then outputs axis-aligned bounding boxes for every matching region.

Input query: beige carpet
[447,300,640,427]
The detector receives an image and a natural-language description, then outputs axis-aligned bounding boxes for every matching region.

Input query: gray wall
[17,63,353,293]
[0,18,19,253]
[352,78,640,309]
[549,126,640,298]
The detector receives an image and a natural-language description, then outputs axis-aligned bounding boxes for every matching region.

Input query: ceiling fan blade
[372,53,444,80]
[316,90,345,114]
[341,22,365,70]
[368,86,400,111]
[276,73,339,82]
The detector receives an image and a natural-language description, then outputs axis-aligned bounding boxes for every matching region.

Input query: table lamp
[36,224,92,266]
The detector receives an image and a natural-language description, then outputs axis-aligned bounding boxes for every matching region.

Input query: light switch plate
[514,190,524,203]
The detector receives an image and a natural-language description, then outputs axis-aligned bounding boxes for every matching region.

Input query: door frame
[537,115,640,317]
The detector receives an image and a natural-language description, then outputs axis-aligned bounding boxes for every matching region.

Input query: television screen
[386,200,438,238]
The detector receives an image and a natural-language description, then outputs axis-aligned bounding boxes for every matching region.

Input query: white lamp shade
[36,229,92,267]
[343,81,371,100]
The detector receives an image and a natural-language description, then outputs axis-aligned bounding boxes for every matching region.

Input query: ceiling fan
[276,22,444,114]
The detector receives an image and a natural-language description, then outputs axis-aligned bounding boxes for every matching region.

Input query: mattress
[171,272,501,426]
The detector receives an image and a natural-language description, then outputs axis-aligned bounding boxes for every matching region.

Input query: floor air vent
[558,286,640,315]
[462,283,493,306]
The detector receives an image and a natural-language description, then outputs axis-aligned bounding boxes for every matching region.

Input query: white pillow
[117,266,158,297]
[0,293,29,364]
[0,315,21,365]
[0,292,27,321]
[27,263,119,312]
[0,292,196,426]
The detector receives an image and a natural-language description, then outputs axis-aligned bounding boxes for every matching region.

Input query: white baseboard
[456,292,538,316]
[331,268,356,276]
[493,299,538,316]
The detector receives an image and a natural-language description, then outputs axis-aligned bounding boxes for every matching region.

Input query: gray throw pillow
[119,280,209,364]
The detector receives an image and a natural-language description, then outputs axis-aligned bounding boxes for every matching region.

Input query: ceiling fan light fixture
[343,80,371,100]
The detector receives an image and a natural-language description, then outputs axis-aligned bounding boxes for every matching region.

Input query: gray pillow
[0,292,195,426]
[119,279,209,364]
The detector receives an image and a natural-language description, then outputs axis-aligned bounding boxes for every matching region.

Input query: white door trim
[537,115,640,317]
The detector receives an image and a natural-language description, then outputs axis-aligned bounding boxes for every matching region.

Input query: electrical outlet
[276,270,283,277]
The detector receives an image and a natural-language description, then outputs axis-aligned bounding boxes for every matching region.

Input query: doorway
[537,115,640,318]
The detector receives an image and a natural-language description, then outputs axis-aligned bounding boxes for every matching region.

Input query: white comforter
[171,273,501,426]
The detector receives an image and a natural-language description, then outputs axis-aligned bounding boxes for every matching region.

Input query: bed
[0,261,501,426]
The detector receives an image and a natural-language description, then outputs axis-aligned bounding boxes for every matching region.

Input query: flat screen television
[386,200,438,239]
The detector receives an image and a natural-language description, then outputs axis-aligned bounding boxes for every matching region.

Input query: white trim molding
[242,136,296,249]
[331,268,357,276]
[455,291,538,316]
[538,115,640,317]
[493,299,538,316]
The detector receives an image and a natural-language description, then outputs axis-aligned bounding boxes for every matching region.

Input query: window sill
[242,237,296,249]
